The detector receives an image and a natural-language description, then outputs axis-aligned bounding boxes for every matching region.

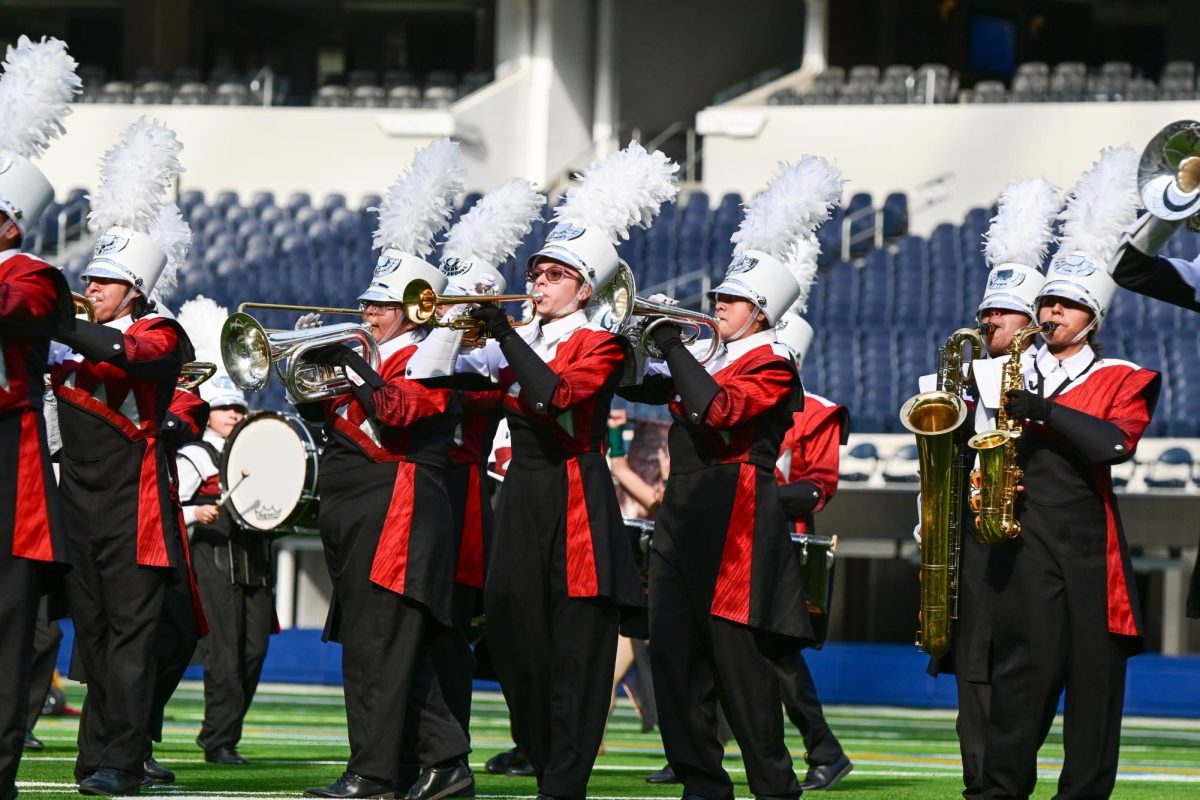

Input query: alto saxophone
[968,322,1053,544]
[899,327,983,659]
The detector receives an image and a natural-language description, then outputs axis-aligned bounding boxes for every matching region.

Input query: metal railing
[839,172,956,261]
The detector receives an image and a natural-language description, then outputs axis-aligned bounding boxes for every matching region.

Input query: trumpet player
[0,34,78,800]
[620,157,842,800]
[409,142,674,800]
[980,148,1160,800]
[49,120,201,797]
[298,140,472,800]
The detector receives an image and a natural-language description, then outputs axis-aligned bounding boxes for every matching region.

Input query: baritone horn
[586,262,721,364]
[220,302,380,402]
[178,362,217,391]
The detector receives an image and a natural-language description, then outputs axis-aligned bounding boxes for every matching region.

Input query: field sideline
[17,682,1200,799]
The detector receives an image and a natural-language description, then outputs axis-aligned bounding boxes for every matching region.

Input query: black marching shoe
[799,753,853,791]
[3,783,19,800]
[205,745,249,766]
[484,747,533,777]
[303,772,394,799]
[141,757,175,785]
[402,760,474,800]
[645,764,680,784]
[23,733,44,751]
[78,768,143,796]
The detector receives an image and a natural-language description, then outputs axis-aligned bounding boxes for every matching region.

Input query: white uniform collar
[724,328,779,361]
[0,248,22,266]
[106,311,160,332]
[378,327,428,361]
[534,309,588,346]
[1033,343,1096,380]
[202,427,227,452]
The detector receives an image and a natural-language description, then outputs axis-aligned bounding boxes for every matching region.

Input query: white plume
[732,155,844,258]
[1056,145,1141,264]
[783,234,822,314]
[0,35,81,159]
[176,295,229,364]
[88,118,184,233]
[552,141,678,243]
[983,178,1061,269]
[442,178,544,267]
[147,202,191,305]
[372,138,465,255]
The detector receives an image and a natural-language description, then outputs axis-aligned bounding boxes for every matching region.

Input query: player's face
[714,294,766,341]
[1038,296,1094,351]
[85,277,136,323]
[209,405,245,438]
[360,302,410,344]
[979,308,1032,357]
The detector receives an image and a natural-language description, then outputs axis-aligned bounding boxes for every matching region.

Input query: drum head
[222,413,311,532]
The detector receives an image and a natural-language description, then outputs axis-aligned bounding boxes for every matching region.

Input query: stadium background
[7,2,1200,791]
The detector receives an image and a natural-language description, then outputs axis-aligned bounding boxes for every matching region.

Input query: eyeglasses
[358,301,402,312]
[525,265,581,285]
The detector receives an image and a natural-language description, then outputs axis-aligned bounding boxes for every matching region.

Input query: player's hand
[195,505,220,525]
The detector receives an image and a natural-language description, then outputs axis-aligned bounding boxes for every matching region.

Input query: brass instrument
[220,302,380,402]
[1121,121,1200,259]
[899,327,982,658]
[72,292,95,322]
[402,279,540,346]
[968,322,1052,544]
[586,262,722,364]
[178,362,217,391]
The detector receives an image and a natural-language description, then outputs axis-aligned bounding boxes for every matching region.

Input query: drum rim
[220,410,318,533]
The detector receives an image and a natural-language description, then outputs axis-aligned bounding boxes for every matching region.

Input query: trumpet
[72,292,95,322]
[402,279,540,344]
[586,262,721,364]
[220,302,380,402]
[178,362,217,391]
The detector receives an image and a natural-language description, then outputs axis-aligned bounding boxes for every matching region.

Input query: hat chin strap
[114,284,138,318]
[1068,314,1100,346]
[726,307,762,343]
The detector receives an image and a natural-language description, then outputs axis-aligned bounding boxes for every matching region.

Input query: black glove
[648,323,685,357]
[468,304,516,342]
[1005,389,1052,422]
[778,480,821,518]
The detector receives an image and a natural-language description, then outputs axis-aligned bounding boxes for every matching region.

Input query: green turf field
[17,682,1200,798]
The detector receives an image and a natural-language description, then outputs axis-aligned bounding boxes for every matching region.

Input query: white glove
[647,292,679,307]
[295,313,323,330]
[912,525,922,545]
[441,302,477,323]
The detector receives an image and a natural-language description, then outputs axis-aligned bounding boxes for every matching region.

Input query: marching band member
[409,141,674,800]
[919,178,1059,799]
[299,140,472,800]
[0,35,79,800]
[175,296,272,767]
[49,119,199,797]
[772,247,854,792]
[428,178,544,743]
[624,157,843,800]
[981,147,1160,800]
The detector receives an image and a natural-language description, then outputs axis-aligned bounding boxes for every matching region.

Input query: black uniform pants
[773,650,843,766]
[485,517,620,800]
[957,674,991,798]
[0,550,39,796]
[193,540,274,752]
[147,572,200,746]
[649,538,801,800]
[26,599,63,732]
[982,501,1130,800]
[428,584,478,740]
[67,529,170,780]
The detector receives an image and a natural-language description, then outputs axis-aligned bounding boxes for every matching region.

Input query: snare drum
[792,533,837,616]
[624,518,655,583]
[221,412,319,534]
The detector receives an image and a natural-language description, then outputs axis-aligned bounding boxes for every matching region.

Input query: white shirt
[176,428,226,527]
[1028,343,1097,398]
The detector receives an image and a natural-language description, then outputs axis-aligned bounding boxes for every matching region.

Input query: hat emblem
[727,254,758,275]
[94,232,130,256]
[1052,254,1096,277]
[374,254,403,276]
[546,223,585,243]
[441,257,472,277]
[988,268,1026,289]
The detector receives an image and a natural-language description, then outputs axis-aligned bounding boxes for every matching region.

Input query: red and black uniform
[300,330,468,788]
[772,393,850,769]
[625,328,808,800]
[448,307,645,800]
[176,427,274,757]
[981,346,1160,800]
[0,249,73,798]
[50,311,196,781]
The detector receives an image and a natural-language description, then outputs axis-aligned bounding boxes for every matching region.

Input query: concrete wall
[698,100,1200,234]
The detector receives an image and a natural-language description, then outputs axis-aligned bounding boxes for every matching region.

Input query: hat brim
[1038,285,1099,315]
[708,279,763,306]
[357,285,402,304]
[527,246,589,281]
[977,296,1034,317]
[80,261,136,285]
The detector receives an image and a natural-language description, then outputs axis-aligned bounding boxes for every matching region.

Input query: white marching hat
[0,36,81,238]
[359,138,464,307]
[440,177,544,296]
[1039,146,1140,327]
[178,295,246,409]
[772,234,822,366]
[978,178,1059,319]
[81,119,187,301]
[200,372,248,410]
[530,141,677,291]
[775,311,814,367]
[714,156,843,327]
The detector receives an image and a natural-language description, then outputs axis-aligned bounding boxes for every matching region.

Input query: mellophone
[623,518,837,617]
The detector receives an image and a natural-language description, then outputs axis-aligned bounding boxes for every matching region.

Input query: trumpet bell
[402,278,540,335]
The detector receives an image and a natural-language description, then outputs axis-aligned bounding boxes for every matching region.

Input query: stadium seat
[882,444,921,483]
[840,443,879,482]
[1144,447,1194,489]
